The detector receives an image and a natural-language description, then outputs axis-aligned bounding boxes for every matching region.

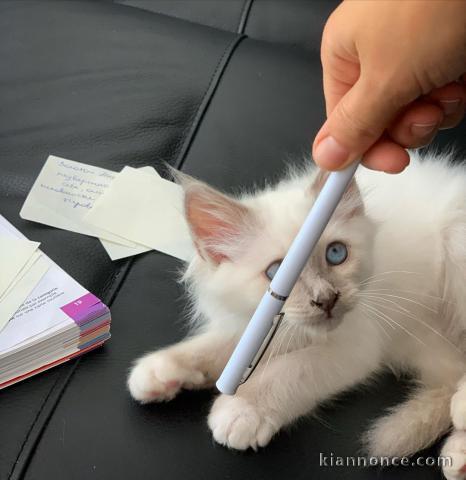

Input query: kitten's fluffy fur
[128,151,466,480]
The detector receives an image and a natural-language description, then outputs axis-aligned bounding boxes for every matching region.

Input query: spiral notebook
[0,214,111,389]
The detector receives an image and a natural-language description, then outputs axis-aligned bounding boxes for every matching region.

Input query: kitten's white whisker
[277,323,293,355]
[361,302,427,346]
[358,278,391,287]
[360,308,392,340]
[259,326,283,385]
[360,306,398,345]
[356,292,412,314]
[359,301,396,331]
[358,270,421,286]
[267,323,294,377]
[359,292,438,314]
[284,325,297,357]
[362,298,461,352]
[361,296,419,318]
[259,323,292,385]
[279,327,297,370]
[284,308,308,315]
[362,288,457,305]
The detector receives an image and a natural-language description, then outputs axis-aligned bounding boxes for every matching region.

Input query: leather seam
[237,0,254,34]
[6,378,59,480]
[101,261,129,302]
[7,363,77,480]
[174,34,246,170]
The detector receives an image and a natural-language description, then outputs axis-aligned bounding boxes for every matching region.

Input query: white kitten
[128,151,466,479]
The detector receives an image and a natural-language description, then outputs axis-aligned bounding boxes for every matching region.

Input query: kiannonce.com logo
[319,453,453,468]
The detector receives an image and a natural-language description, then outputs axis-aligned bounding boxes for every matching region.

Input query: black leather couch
[1,2,464,479]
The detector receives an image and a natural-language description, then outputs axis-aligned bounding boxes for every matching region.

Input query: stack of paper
[0,215,111,389]
[20,155,195,261]
[20,156,153,260]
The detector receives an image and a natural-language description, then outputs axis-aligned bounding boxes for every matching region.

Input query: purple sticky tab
[61,293,105,326]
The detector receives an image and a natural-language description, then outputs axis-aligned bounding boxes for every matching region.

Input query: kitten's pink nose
[311,291,339,317]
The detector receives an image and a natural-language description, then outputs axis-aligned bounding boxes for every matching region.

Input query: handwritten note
[20,155,135,244]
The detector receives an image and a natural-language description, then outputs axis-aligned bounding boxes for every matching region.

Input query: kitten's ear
[340,178,364,217]
[310,168,329,195]
[309,168,364,217]
[171,169,253,264]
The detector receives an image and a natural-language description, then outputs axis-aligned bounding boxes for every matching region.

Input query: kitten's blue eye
[265,260,282,280]
[326,242,348,266]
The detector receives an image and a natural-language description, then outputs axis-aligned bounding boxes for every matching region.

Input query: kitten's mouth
[312,313,343,331]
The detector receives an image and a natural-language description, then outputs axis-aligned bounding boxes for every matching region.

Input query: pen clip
[239,312,285,385]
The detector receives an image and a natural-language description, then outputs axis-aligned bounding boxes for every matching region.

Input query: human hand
[313,0,466,173]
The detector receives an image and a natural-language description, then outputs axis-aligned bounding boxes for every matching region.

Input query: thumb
[313,77,407,170]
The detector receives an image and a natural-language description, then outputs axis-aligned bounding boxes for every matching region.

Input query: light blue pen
[216,162,360,395]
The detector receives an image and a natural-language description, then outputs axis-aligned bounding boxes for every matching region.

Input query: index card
[97,166,161,260]
[0,237,40,298]
[20,155,137,245]
[0,251,41,302]
[98,238,151,261]
[0,254,50,333]
[85,167,195,261]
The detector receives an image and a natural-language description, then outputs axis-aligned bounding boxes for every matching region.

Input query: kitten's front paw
[451,387,466,430]
[441,431,466,480]
[127,350,205,403]
[208,395,278,451]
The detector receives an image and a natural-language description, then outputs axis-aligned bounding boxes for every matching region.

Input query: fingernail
[411,122,437,139]
[383,165,408,175]
[314,136,350,168]
[440,98,461,116]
